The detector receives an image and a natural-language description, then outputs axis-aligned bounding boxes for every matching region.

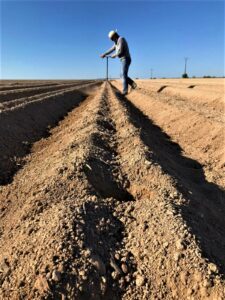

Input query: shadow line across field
[113,87,225,276]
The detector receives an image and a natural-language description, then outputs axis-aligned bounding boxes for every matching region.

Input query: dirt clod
[135,274,146,287]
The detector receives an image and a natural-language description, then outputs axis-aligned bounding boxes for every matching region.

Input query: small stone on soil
[52,270,61,282]
[208,263,218,273]
[136,274,146,287]
[121,263,128,274]
[91,255,106,275]
[176,239,184,251]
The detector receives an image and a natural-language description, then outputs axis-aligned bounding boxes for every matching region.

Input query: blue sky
[1,0,224,79]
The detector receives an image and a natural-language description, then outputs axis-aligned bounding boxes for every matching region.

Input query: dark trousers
[121,57,134,93]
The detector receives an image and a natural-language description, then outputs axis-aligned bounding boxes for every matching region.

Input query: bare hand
[100,54,105,58]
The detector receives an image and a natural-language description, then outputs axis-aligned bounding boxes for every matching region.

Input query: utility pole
[151,68,153,79]
[106,56,109,81]
[182,57,189,78]
[184,57,188,74]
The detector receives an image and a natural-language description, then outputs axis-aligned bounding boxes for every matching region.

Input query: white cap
[108,30,117,39]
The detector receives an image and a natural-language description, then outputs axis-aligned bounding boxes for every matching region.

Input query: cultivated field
[0,78,224,299]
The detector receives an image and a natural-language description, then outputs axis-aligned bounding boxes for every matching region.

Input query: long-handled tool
[106,56,109,81]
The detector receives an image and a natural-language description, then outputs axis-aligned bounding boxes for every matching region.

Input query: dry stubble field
[0,78,224,299]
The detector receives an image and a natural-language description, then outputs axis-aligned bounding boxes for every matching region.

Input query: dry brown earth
[0,79,224,299]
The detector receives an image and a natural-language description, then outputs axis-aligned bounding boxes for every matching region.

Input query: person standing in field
[100,30,137,95]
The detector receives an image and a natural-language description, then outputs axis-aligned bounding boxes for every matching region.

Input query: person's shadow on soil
[114,88,225,277]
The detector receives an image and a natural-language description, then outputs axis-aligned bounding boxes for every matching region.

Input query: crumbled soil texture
[0,79,224,299]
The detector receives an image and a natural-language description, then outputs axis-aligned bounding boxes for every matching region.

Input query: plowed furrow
[0,82,60,91]
[0,81,224,300]
[112,82,224,189]
[130,82,224,123]
[0,81,100,111]
[0,81,94,103]
[0,82,136,299]
[0,82,101,185]
[106,83,225,299]
[0,85,105,299]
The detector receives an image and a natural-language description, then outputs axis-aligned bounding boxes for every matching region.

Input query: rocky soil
[0,79,224,299]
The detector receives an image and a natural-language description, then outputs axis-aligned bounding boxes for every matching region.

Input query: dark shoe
[131,82,137,89]
[122,91,128,96]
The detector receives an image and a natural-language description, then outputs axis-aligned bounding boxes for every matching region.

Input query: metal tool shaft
[106,56,109,81]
